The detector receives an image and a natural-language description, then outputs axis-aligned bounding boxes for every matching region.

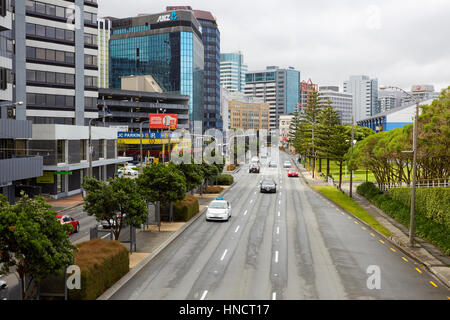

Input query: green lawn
[303,160,376,182]
[313,186,392,237]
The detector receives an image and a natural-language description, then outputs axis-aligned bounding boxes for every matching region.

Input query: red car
[287,168,299,177]
[56,215,80,235]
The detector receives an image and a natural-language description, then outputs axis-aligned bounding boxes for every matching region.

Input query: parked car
[288,168,299,177]
[206,197,232,222]
[283,160,292,168]
[101,213,127,229]
[56,215,79,235]
[260,179,277,193]
[0,280,8,300]
[249,163,260,173]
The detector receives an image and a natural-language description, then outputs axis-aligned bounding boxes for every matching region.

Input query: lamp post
[349,115,355,198]
[0,101,23,119]
[139,120,149,173]
[380,86,420,247]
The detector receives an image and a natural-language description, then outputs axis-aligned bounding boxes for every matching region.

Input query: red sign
[149,114,178,129]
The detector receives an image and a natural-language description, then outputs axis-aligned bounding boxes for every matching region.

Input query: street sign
[55,171,72,175]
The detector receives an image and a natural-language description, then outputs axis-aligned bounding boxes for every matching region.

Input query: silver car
[206,198,232,221]
[283,161,292,168]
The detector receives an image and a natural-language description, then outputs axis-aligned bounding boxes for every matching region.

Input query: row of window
[26,46,98,67]
[27,23,98,46]
[26,69,97,87]
[27,93,98,109]
[26,0,97,25]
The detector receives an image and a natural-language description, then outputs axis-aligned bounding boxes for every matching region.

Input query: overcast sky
[99,0,450,92]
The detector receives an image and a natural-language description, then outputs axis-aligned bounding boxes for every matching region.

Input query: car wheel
[76,224,80,233]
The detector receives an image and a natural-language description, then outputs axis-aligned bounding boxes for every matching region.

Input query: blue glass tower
[109,11,204,125]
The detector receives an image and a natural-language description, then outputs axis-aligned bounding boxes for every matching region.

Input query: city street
[109,152,450,300]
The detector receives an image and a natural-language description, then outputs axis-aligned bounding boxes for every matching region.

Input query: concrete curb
[304,172,450,290]
[55,202,84,214]
[97,183,236,300]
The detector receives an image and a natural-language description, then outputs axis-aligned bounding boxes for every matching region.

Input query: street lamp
[0,101,24,119]
[89,112,112,178]
[380,86,420,247]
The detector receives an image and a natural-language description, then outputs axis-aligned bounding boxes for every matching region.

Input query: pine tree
[316,99,341,177]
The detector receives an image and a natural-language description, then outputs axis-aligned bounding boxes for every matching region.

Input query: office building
[109,10,204,129]
[220,52,248,93]
[299,79,318,113]
[402,85,440,105]
[220,86,230,131]
[377,89,403,114]
[97,16,113,88]
[1,3,43,204]
[279,114,295,148]
[244,66,300,129]
[358,99,433,133]
[3,1,131,200]
[167,6,222,130]
[319,86,353,124]
[228,92,270,131]
[343,75,378,122]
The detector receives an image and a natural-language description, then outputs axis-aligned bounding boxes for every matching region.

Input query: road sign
[55,171,72,175]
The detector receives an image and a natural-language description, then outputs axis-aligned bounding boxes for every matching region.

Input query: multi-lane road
[109,153,450,300]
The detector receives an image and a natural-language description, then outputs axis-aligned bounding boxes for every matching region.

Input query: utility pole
[140,120,149,173]
[409,100,419,247]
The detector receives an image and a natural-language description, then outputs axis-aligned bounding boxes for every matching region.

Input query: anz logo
[156,11,178,23]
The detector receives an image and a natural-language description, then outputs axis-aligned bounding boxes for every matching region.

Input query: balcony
[0,156,43,186]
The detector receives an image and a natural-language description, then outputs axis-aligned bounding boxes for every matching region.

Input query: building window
[57,140,65,164]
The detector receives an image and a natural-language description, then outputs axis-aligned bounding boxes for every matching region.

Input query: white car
[206,197,232,222]
[283,161,292,168]
[118,167,138,177]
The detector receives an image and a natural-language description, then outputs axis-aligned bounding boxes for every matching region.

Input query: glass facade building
[109,11,204,125]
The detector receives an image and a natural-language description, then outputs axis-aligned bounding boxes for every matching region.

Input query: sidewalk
[295,158,450,289]
[45,193,84,213]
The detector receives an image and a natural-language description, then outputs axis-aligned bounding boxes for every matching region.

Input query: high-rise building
[244,66,300,129]
[3,0,129,201]
[220,52,248,93]
[228,92,270,131]
[109,10,204,128]
[319,86,353,124]
[299,79,318,113]
[97,17,113,88]
[220,86,230,130]
[166,6,221,130]
[1,2,43,204]
[402,85,440,105]
[343,75,378,122]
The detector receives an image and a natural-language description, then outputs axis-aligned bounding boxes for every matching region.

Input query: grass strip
[313,186,392,237]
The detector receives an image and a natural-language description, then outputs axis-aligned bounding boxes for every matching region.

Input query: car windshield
[210,201,227,209]
[262,180,274,185]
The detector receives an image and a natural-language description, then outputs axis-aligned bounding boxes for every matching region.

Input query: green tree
[316,99,341,176]
[328,125,352,189]
[201,162,219,192]
[178,162,203,194]
[137,163,187,207]
[0,193,75,300]
[82,177,148,240]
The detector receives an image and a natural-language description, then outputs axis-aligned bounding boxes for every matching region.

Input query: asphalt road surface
[110,153,450,300]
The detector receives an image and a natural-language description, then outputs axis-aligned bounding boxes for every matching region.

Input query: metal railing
[379,179,449,192]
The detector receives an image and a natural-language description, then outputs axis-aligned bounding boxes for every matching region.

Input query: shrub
[173,194,199,222]
[217,174,234,186]
[68,239,129,300]
[357,182,382,200]
[226,164,237,171]
[357,183,450,256]
[389,187,450,228]
[203,186,224,194]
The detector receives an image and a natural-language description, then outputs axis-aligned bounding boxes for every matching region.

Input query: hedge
[173,194,199,222]
[357,182,450,255]
[203,186,224,194]
[389,187,450,229]
[226,164,237,171]
[68,239,129,300]
[217,174,234,186]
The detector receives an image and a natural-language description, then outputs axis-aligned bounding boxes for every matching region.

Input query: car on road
[206,197,232,221]
[250,156,260,164]
[118,167,138,177]
[287,168,299,177]
[249,163,260,173]
[269,161,277,168]
[260,179,277,193]
[56,215,79,235]
[283,160,292,168]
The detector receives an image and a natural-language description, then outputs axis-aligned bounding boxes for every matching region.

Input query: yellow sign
[117,138,181,145]
[37,171,55,184]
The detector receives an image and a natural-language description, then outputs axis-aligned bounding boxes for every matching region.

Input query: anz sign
[156,11,178,23]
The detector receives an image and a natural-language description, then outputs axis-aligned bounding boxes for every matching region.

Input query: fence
[379,179,450,192]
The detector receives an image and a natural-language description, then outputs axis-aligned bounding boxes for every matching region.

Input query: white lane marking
[278,211,280,217]
[220,249,228,261]
[250,199,253,204]
[275,251,279,263]
[254,191,257,194]
[101,233,111,239]
[278,200,281,205]
[235,226,240,233]
[244,210,248,216]
[200,290,208,300]
[276,227,280,235]
[272,292,277,300]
